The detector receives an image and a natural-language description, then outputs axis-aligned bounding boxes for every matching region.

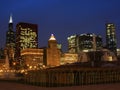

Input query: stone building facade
[21,48,44,69]
[24,62,120,87]
[46,34,60,67]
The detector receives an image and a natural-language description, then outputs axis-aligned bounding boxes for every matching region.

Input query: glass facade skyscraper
[106,23,117,54]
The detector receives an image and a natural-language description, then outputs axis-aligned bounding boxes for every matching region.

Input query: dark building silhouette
[6,15,15,48]
[15,22,38,65]
[106,23,117,55]
[5,15,15,67]
[0,48,5,59]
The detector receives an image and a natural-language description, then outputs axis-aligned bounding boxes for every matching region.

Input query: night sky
[0,0,120,51]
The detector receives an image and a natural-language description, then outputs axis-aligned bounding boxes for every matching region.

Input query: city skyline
[1,0,120,51]
[1,1,120,88]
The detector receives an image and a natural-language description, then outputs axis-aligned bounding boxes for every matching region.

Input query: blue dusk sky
[0,0,120,51]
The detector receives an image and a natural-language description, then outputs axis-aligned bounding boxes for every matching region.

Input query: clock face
[20,28,37,49]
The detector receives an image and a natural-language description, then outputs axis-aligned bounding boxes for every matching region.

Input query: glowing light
[21,52,43,55]
[29,66,32,69]
[49,34,56,40]
[83,50,89,52]
[21,70,25,73]
[13,62,16,65]
[34,66,36,68]
[21,48,43,55]
[25,72,28,75]
[9,14,13,23]
[108,56,113,61]
[0,70,3,72]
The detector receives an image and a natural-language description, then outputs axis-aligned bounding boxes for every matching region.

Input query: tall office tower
[5,15,15,67]
[106,23,117,54]
[15,22,38,61]
[6,15,15,47]
[67,33,103,53]
[46,34,60,67]
[67,35,78,53]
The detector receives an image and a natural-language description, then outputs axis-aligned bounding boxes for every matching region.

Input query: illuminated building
[15,22,38,60]
[101,49,117,61]
[60,53,78,65]
[57,44,62,52]
[117,49,120,56]
[117,49,120,60]
[0,59,5,68]
[67,35,78,53]
[67,33,102,53]
[6,14,15,48]
[46,34,60,67]
[21,48,43,69]
[79,33,102,51]
[106,23,117,54]
[5,15,15,67]
[77,49,117,63]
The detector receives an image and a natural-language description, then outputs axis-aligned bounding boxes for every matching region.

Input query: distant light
[9,14,13,23]
[90,34,93,37]
[49,34,56,40]
[83,50,89,52]
[29,66,32,69]
[13,62,16,65]
[108,56,112,61]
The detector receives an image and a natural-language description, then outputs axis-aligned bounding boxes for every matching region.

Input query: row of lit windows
[20,27,33,31]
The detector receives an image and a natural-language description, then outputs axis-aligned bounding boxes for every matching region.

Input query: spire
[49,34,56,40]
[9,14,13,23]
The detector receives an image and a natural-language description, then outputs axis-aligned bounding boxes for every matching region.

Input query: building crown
[49,34,56,41]
[9,14,13,23]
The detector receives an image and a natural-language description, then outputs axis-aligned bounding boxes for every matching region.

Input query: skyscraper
[15,22,38,60]
[5,15,15,67]
[106,23,117,54]
[6,14,15,48]
[67,35,78,53]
